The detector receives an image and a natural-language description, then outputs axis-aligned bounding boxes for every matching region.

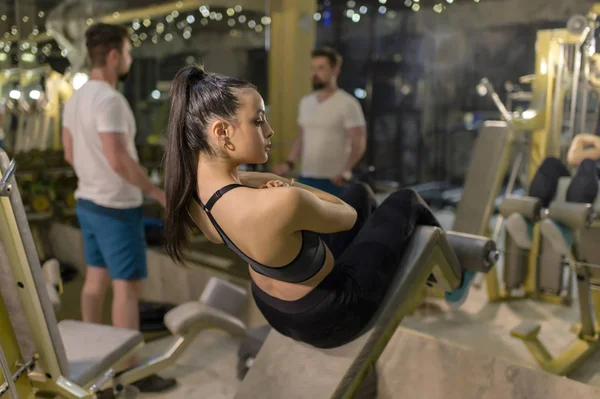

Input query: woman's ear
[209,120,229,143]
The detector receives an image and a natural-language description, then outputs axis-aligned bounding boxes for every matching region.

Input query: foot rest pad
[499,196,543,221]
[548,202,593,230]
[511,322,541,340]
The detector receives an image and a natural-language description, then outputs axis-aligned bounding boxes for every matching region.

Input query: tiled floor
[134,280,600,398]
[135,331,241,398]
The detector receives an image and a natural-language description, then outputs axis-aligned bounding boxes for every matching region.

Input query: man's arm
[287,127,304,166]
[341,125,367,173]
[272,127,303,175]
[62,127,74,166]
[332,98,367,185]
[100,133,165,206]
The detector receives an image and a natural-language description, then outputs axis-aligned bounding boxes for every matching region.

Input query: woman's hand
[238,171,279,188]
[260,180,289,189]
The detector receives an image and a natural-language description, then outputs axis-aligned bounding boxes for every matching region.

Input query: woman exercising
[162,65,474,349]
[506,133,600,255]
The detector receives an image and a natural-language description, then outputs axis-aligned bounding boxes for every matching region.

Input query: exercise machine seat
[58,320,144,386]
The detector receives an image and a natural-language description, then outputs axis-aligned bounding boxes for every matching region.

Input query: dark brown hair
[85,23,129,67]
[163,65,255,263]
[312,46,342,68]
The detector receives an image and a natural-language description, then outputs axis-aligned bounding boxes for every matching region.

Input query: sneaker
[505,213,533,249]
[445,269,476,308]
[132,374,177,393]
[540,219,573,256]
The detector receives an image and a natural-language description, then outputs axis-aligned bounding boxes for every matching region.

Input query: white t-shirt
[62,80,143,209]
[297,89,366,179]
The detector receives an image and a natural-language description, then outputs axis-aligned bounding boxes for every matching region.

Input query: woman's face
[227,88,274,164]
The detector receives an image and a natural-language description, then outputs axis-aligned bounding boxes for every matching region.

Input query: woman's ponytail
[163,66,204,263]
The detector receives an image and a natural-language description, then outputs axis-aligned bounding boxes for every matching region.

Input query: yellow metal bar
[0,170,64,385]
[0,292,36,398]
[267,0,317,166]
[524,224,541,295]
[527,29,581,180]
[543,339,599,376]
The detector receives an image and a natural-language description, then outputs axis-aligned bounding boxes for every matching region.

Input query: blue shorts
[298,177,346,197]
[75,199,147,281]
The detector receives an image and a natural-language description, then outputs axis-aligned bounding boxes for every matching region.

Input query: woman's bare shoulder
[247,187,302,224]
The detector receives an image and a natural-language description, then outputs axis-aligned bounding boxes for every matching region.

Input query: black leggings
[529,157,599,207]
[251,183,441,349]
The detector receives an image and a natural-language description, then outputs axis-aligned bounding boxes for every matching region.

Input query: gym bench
[235,225,498,398]
[511,176,600,376]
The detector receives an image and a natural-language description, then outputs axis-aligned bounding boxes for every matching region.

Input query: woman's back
[189,184,336,301]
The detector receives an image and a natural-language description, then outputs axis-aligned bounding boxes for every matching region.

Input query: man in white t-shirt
[62,23,175,392]
[273,47,367,196]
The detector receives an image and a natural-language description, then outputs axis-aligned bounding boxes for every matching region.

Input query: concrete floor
[55,206,600,397]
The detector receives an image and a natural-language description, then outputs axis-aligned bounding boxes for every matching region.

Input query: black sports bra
[192,183,327,284]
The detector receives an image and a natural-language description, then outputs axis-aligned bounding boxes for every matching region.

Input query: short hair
[85,23,129,67]
[311,46,342,68]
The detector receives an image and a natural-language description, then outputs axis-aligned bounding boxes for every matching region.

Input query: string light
[1,5,280,52]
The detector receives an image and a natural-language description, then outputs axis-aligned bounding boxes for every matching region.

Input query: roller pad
[445,232,497,273]
[499,196,543,221]
[548,202,592,231]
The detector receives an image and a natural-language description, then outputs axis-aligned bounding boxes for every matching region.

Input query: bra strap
[194,183,245,212]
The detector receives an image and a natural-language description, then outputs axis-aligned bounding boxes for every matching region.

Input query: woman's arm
[567,133,600,167]
[269,187,357,234]
[239,171,346,205]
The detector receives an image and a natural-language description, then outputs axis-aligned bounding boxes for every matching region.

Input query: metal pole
[569,47,582,141]
[0,344,19,399]
[479,78,515,129]
[551,44,566,155]
[579,17,596,134]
